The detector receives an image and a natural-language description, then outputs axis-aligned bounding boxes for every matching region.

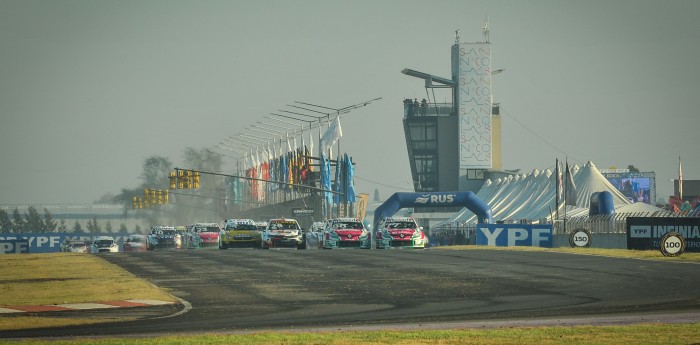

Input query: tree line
[0,206,131,234]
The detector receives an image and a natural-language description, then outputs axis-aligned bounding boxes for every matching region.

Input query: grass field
[1,324,699,345]
[0,249,698,343]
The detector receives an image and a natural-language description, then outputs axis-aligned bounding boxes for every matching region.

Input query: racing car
[60,239,88,253]
[187,222,221,247]
[147,226,182,250]
[322,218,370,249]
[261,218,306,249]
[374,217,426,249]
[90,236,119,253]
[219,219,261,249]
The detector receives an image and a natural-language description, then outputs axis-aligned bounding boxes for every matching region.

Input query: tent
[435,161,632,226]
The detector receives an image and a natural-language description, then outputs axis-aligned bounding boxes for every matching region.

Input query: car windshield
[387,222,415,229]
[335,222,363,230]
[197,226,219,232]
[70,243,86,248]
[94,240,114,246]
[162,230,177,235]
[269,222,300,230]
[129,237,144,242]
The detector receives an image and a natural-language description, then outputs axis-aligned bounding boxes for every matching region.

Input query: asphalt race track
[3,246,700,338]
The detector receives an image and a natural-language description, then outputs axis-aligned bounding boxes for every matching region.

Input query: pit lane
[3,246,700,337]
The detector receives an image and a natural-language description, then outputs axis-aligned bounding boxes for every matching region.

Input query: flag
[308,130,314,163]
[333,155,342,204]
[320,115,343,155]
[565,161,577,206]
[555,159,563,207]
[679,156,683,200]
[344,153,356,203]
[321,154,332,204]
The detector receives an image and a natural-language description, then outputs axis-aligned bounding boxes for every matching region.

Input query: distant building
[402,31,512,215]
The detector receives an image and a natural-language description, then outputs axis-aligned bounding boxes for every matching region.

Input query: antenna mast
[483,16,490,42]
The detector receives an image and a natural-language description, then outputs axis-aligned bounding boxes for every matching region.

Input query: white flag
[320,116,343,154]
[679,156,683,200]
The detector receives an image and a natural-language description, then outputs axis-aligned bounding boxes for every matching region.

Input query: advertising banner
[0,233,130,253]
[457,43,492,169]
[0,239,30,254]
[476,224,553,248]
[627,217,700,252]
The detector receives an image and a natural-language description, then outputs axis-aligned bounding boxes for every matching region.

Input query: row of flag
[223,114,353,208]
[555,158,577,208]
[226,145,314,204]
[320,153,355,205]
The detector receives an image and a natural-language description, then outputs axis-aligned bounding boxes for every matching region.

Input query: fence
[431,210,696,247]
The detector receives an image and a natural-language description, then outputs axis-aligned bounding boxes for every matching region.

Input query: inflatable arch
[372,192,493,231]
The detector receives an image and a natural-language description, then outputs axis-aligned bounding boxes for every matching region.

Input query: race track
[3,246,700,338]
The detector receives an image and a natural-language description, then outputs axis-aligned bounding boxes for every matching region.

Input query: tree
[113,187,142,213]
[373,188,381,202]
[0,209,12,233]
[134,224,141,233]
[627,165,640,173]
[73,220,83,233]
[12,208,26,233]
[43,208,57,232]
[105,221,113,233]
[119,224,128,233]
[141,155,172,190]
[86,217,101,233]
[57,219,68,232]
[24,206,43,232]
[183,147,223,172]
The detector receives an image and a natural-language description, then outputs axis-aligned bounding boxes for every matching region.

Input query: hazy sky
[1,0,698,205]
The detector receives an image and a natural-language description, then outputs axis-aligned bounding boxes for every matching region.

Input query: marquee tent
[436,161,632,226]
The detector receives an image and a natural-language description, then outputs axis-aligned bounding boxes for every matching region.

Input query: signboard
[601,171,656,204]
[356,193,369,221]
[456,43,492,169]
[292,208,314,216]
[0,239,30,254]
[569,229,592,248]
[659,232,685,257]
[0,233,130,253]
[627,217,700,252]
[476,224,553,248]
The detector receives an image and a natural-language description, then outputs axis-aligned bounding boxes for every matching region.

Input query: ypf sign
[0,239,30,254]
[476,224,553,248]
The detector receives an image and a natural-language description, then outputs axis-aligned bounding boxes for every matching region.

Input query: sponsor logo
[476,224,553,248]
[630,225,651,238]
[414,194,456,204]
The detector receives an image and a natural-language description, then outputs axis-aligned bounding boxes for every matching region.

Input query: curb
[0,299,174,314]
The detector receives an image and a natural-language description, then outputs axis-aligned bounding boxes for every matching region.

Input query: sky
[1,0,698,206]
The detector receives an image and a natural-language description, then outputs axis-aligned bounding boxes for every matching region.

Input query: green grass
[1,324,699,344]
[0,253,177,306]
[1,250,698,343]
[0,253,177,331]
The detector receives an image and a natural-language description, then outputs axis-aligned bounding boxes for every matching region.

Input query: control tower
[402,28,506,209]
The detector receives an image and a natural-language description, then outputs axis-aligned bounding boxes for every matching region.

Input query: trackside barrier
[0,239,30,254]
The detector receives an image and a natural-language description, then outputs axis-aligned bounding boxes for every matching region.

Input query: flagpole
[555,158,560,223]
[679,156,683,201]
[564,158,568,234]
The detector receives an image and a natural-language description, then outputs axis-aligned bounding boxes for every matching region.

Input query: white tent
[436,161,632,226]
